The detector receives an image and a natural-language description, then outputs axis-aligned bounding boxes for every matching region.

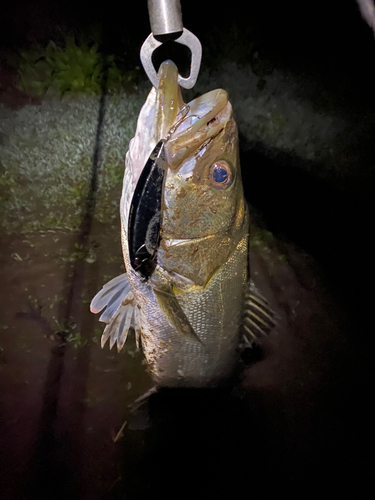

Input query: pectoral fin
[90,273,137,352]
[154,284,201,344]
[242,280,279,344]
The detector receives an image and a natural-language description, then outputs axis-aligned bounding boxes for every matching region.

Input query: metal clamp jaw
[140,0,202,89]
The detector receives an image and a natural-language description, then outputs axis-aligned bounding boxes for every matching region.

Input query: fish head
[158,65,247,288]
[127,60,247,289]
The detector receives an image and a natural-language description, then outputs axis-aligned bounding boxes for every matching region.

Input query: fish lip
[128,140,166,279]
[164,89,230,170]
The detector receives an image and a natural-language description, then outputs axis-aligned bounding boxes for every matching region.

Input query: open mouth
[128,60,230,280]
[128,138,216,280]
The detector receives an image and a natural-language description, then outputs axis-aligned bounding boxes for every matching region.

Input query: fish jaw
[154,60,185,139]
[121,61,183,244]
[164,88,229,170]
[122,61,182,191]
[157,198,247,289]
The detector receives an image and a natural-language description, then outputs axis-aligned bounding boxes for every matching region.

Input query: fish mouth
[128,61,182,280]
[164,89,229,170]
[153,59,229,171]
[155,60,185,140]
[128,140,166,279]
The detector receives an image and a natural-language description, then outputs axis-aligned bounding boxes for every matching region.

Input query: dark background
[0,0,373,498]
[2,0,375,111]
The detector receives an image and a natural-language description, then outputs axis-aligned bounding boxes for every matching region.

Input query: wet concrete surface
[0,228,152,499]
[0,210,371,498]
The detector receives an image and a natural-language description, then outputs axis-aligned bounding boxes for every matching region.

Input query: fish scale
[91,61,276,387]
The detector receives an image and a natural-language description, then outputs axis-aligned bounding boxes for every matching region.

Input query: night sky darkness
[0,0,374,498]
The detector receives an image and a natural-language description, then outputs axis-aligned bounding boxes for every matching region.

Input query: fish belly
[127,235,248,388]
[121,150,248,387]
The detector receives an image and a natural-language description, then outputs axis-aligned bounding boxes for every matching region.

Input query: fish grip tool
[141,0,202,89]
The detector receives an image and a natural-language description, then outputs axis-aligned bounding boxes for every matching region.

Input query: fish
[91,60,276,387]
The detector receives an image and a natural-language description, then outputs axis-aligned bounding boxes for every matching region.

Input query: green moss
[66,332,88,349]
[250,227,275,250]
[17,37,137,98]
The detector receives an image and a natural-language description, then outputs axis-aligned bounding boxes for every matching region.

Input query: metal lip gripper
[140,0,202,89]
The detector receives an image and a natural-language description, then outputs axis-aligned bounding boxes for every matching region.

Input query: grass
[0,58,372,236]
[0,91,146,234]
[16,36,139,98]
[66,331,88,349]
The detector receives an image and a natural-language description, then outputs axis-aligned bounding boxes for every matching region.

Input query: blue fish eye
[213,167,228,183]
[211,161,232,188]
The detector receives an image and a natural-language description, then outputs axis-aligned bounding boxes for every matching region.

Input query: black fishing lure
[128,140,166,279]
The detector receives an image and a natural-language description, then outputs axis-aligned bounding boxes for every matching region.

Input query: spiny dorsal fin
[242,280,279,345]
[90,273,137,352]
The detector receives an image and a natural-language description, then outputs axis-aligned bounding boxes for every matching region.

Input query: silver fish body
[91,61,274,388]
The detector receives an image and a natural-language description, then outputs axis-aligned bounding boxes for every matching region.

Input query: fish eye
[210,161,232,189]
